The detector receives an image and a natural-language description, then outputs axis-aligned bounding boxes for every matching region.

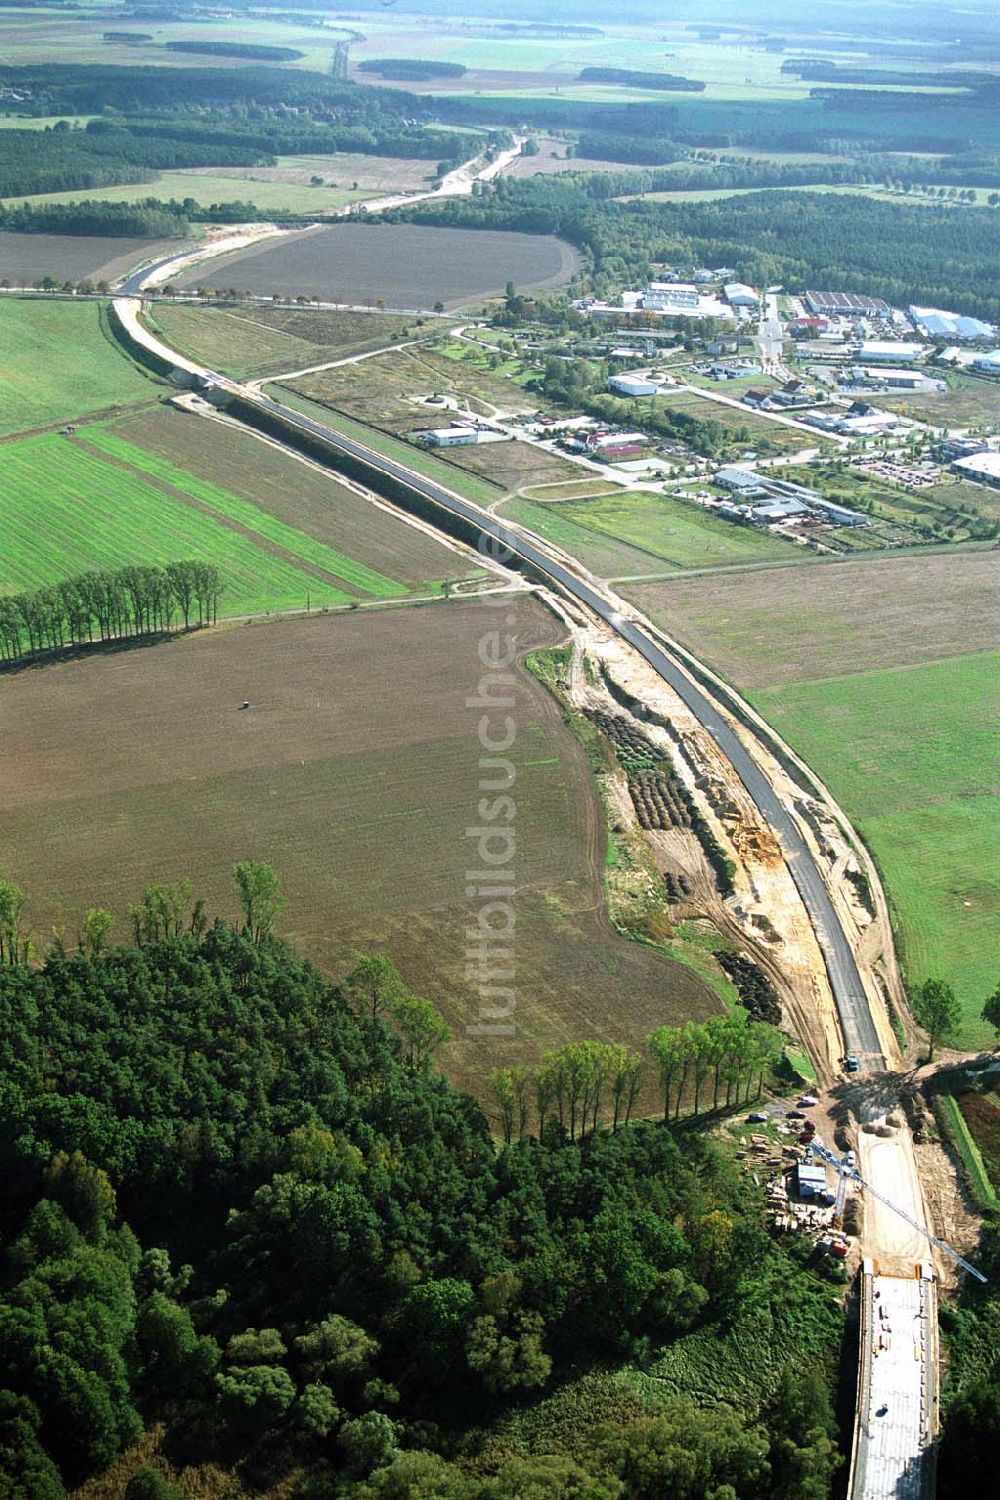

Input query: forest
[576,68,705,93]
[384,176,1000,320]
[0,87,478,203]
[0,870,847,1498]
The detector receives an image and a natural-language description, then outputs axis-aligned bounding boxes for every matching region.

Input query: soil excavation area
[0,599,716,1094]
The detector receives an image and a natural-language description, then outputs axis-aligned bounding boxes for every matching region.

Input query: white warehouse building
[609,373,660,396]
[857,341,925,364]
[724,282,759,307]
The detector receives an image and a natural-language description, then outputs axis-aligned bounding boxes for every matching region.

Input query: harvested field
[0,297,157,436]
[623,550,1000,688]
[0,601,719,1091]
[145,303,415,380]
[173,223,580,310]
[751,652,1000,1047]
[107,405,481,591]
[502,490,802,576]
[0,231,172,285]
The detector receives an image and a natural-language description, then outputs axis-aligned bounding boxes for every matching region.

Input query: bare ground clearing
[624,550,1000,688]
[0,600,715,1095]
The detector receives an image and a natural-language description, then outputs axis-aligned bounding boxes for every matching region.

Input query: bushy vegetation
[0,869,845,1497]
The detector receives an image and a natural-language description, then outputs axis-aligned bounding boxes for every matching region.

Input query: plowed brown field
[1,598,716,1093]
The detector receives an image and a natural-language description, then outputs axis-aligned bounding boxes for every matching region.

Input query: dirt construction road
[858,1121,929,1276]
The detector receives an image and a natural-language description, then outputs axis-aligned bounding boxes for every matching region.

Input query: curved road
[250,388,883,1068]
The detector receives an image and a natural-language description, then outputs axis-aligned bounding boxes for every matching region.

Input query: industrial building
[936,436,989,462]
[953,450,1000,487]
[909,306,995,341]
[422,426,485,447]
[724,282,759,307]
[644,281,700,311]
[805,290,890,316]
[715,465,767,494]
[856,341,924,364]
[609,373,660,397]
[973,350,1000,374]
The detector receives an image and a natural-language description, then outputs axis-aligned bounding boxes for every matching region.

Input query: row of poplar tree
[0,561,222,664]
[488,1014,784,1143]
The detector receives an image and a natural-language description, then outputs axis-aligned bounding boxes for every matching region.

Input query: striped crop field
[82,428,405,597]
[0,429,413,616]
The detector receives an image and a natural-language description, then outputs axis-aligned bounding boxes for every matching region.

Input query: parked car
[799,1094,820,1107]
[845,1055,860,1073]
[747,1111,768,1123]
[845,1150,857,1169]
[786,1109,805,1120]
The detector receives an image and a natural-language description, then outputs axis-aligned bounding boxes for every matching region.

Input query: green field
[8,166,375,215]
[83,428,406,596]
[0,428,419,614]
[751,653,1000,1046]
[503,490,804,576]
[0,298,157,435]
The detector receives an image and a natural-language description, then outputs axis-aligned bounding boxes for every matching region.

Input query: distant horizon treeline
[0,561,222,665]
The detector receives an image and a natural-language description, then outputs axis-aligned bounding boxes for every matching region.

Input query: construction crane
[811,1142,988,1284]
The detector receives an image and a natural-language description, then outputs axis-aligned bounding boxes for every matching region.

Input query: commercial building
[422,426,483,447]
[936,436,989,462]
[609,373,660,397]
[845,367,940,391]
[724,282,759,307]
[910,306,994,341]
[753,497,811,523]
[645,281,700,311]
[715,465,766,494]
[805,290,890,316]
[857,341,924,364]
[953,451,1000,487]
[973,350,1000,374]
[566,430,650,462]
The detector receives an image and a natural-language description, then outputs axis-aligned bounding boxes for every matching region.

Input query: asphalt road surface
[252,389,884,1070]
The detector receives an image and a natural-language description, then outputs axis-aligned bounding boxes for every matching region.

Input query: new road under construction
[112,260,952,1499]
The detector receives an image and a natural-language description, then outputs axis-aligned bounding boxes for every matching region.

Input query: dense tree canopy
[0,871,844,1497]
